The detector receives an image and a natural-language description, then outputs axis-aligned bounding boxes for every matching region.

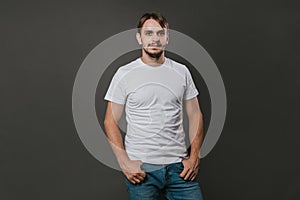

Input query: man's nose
[151,33,160,41]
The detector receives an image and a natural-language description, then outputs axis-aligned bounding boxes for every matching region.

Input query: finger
[135,174,145,181]
[190,173,197,181]
[179,168,189,178]
[127,175,138,184]
[139,171,146,178]
[184,169,193,180]
[129,179,136,184]
[132,176,141,184]
[137,172,146,179]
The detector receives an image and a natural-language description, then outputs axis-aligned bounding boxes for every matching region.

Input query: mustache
[148,43,162,47]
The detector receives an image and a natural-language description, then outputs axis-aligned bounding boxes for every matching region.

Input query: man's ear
[136,32,142,45]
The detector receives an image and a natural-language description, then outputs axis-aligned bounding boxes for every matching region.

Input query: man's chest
[124,68,186,108]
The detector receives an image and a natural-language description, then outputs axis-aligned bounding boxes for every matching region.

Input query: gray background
[1,0,299,199]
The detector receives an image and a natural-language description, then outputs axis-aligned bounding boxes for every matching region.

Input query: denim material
[125,162,203,200]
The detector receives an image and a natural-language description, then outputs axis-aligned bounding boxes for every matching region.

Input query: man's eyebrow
[157,30,165,34]
[144,29,165,33]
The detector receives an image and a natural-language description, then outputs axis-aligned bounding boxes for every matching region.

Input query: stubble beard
[143,47,164,59]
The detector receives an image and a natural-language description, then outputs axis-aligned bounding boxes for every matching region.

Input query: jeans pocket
[125,177,131,187]
[171,161,184,173]
[180,161,184,167]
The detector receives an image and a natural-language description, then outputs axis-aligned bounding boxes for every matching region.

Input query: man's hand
[104,102,146,184]
[121,159,146,184]
[179,157,200,181]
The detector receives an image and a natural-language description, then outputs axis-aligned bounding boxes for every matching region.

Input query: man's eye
[158,32,165,36]
[145,32,152,35]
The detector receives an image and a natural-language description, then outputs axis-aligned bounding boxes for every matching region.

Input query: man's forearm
[188,113,204,160]
[104,121,130,167]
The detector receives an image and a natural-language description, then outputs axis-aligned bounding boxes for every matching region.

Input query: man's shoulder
[166,57,185,67]
[115,58,140,76]
[166,57,189,75]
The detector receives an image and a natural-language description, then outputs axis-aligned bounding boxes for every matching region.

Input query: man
[104,12,204,200]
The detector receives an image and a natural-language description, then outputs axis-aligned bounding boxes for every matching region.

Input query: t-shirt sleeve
[104,69,127,104]
[183,68,199,100]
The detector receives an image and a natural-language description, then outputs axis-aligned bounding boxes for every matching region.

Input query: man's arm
[180,97,204,181]
[104,101,146,184]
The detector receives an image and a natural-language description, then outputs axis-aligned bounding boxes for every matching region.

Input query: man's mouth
[148,44,162,48]
[148,46,162,50]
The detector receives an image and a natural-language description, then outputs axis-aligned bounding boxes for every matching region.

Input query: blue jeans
[125,162,203,200]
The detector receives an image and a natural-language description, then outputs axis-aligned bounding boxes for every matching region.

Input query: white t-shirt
[104,57,199,164]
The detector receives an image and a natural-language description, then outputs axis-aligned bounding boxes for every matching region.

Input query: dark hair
[137,12,169,33]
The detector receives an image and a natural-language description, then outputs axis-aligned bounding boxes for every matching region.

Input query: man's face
[137,19,169,58]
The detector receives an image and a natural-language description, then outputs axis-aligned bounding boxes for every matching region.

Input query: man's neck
[141,51,165,66]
